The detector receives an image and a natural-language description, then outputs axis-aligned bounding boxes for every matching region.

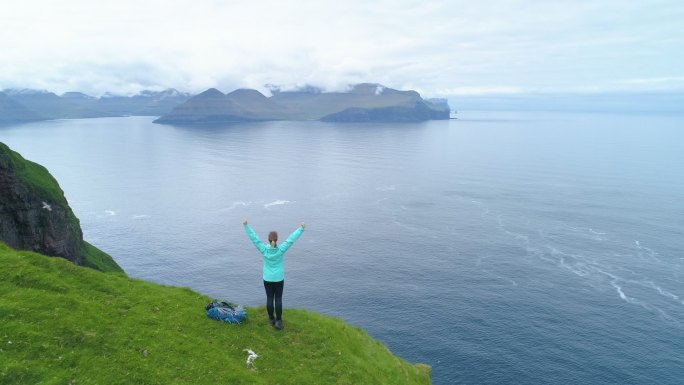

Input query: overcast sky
[1,0,682,97]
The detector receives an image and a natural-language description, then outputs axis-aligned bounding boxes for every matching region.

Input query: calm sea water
[1,111,683,384]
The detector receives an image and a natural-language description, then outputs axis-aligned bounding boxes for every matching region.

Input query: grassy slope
[0,243,431,385]
[80,241,125,274]
[0,142,123,273]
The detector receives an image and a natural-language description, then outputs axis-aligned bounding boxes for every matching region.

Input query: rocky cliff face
[0,142,123,273]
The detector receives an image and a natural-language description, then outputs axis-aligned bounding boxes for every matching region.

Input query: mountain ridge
[155,83,450,124]
[0,84,450,125]
[0,88,192,123]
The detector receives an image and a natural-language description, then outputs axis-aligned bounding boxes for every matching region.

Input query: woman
[243,218,305,330]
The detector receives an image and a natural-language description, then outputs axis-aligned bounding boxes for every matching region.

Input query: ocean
[1,111,682,384]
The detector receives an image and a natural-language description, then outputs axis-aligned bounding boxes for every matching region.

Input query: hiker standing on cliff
[243,218,305,330]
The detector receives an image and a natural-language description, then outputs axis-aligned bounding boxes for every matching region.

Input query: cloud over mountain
[0,0,682,97]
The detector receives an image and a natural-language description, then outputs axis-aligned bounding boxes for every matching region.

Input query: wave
[220,201,251,211]
[132,214,149,219]
[643,281,684,306]
[634,240,661,262]
[490,211,681,326]
[104,210,116,216]
[264,200,292,209]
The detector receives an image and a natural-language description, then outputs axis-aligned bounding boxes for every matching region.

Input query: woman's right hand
[243,218,248,225]
[301,223,306,229]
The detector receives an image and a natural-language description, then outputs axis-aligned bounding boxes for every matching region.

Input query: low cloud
[0,0,682,97]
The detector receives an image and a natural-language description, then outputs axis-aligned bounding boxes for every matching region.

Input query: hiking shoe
[269,319,275,327]
[274,320,284,330]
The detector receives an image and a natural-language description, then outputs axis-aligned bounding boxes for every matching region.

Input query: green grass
[80,241,125,274]
[0,243,431,385]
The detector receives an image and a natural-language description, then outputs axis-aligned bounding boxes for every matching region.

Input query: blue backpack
[206,301,247,324]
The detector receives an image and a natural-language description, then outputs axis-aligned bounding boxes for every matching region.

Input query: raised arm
[244,221,266,253]
[278,224,305,253]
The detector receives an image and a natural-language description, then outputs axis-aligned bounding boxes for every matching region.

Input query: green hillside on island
[0,243,431,384]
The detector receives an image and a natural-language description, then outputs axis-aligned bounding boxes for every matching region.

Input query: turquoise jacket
[245,224,304,282]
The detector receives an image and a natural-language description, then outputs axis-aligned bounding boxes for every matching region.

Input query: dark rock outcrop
[0,142,123,273]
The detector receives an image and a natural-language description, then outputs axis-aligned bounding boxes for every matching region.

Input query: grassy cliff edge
[0,142,123,273]
[0,243,431,384]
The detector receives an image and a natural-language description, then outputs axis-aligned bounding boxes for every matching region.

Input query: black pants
[263,280,284,320]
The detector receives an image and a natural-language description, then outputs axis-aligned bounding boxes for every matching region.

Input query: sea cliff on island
[0,142,122,273]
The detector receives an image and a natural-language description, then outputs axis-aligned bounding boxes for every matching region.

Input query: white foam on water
[596,268,641,304]
[105,210,116,216]
[645,281,684,306]
[563,224,607,241]
[558,256,592,277]
[633,240,662,262]
[486,204,682,327]
[221,201,251,211]
[132,214,149,219]
[654,308,680,326]
[594,268,679,325]
[613,281,628,300]
[264,200,291,209]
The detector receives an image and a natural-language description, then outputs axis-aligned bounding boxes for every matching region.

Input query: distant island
[154,83,450,124]
[0,88,191,125]
[0,84,450,125]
